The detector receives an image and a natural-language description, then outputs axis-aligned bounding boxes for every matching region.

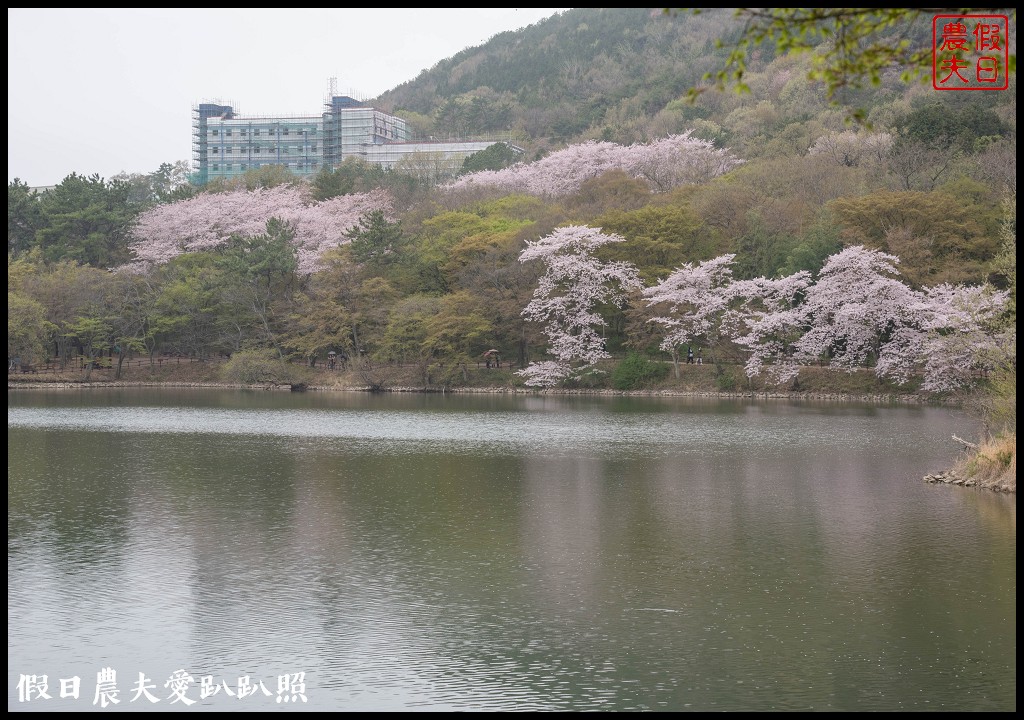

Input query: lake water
[7,388,1016,711]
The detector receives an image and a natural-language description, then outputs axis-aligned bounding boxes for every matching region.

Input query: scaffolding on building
[192,83,509,185]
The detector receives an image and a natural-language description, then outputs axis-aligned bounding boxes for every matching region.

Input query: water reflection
[8,389,1015,711]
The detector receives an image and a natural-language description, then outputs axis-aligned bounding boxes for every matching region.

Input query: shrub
[611,353,668,390]
[220,348,310,385]
[714,364,740,392]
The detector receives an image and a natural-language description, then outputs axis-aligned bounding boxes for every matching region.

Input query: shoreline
[10,377,1012,494]
[8,378,949,405]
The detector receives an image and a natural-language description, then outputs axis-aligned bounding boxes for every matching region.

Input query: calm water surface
[7,389,1016,711]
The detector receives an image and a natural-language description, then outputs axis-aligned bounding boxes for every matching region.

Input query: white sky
[7,8,568,187]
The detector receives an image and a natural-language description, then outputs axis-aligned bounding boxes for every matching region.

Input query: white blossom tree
[792,245,920,371]
[518,225,642,387]
[642,244,1009,391]
[124,186,393,275]
[728,271,813,384]
[876,283,1011,392]
[643,254,738,376]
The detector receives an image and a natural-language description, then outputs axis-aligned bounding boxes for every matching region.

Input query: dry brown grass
[953,432,1017,493]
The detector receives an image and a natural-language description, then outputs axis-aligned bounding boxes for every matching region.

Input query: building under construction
[192,93,505,185]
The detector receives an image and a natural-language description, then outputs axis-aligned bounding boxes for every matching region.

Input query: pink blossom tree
[447,132,743,198]
[643,254,739,376]
[791,245,920,371]
[125,186,393,274]
[642,244,1009,392]
[876,283,1011,392]
[518,225,642,387]
[728,272,813,384]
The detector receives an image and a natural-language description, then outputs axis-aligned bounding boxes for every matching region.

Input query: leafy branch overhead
[668,7,1017,113]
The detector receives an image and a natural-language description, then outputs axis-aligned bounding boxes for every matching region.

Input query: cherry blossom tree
[876,283,1011,392]
[124,185,393,274]
[643,254,738,376]
[791,245,920,371]
[728,271,813,384]
[630,134,746,190]
[447,132,743,198]
[517,225,642,387]
[642,244,1009,391]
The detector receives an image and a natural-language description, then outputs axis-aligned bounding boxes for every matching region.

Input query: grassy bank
[951,432,1017,492]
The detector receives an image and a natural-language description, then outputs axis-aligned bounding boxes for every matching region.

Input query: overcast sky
[8,8,568,187]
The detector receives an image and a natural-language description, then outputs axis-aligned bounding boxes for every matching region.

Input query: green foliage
[310,158,390,201]
[980,197,1016,433]
[985,368,1016,433]
[281,292,352,366]
[828,189,997,286]
[714,364,741,392]
[348,210,407,268]
[560,369,610,390]
[776,220,844,278]
[374,295,440,382]
[731,214,793,280]
[611,352,669,390]
[34,173,137,267]
[213,219,300,356]
[8,179,44,256]
[670,8,1016,127]
[675,9,1000,98]
[111,160,196,208]
[149,252,229,357]
[565,170,651,221]
[424,291,494,363]
[217,218,298,281]
[459,143,522,176]
[897,99,1009,153]
[596,203,715,283]
[9,163,194,268]
[7,290,52,363]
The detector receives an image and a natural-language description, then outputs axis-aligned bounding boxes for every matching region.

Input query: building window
[254,129,261,137]
[213,164,219,171]
[311,144,317,152]
[240,164,247,171]
[225,147,232,154]
[225,129,232,136]
[254,146,260,154]
[283,128,289,136]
